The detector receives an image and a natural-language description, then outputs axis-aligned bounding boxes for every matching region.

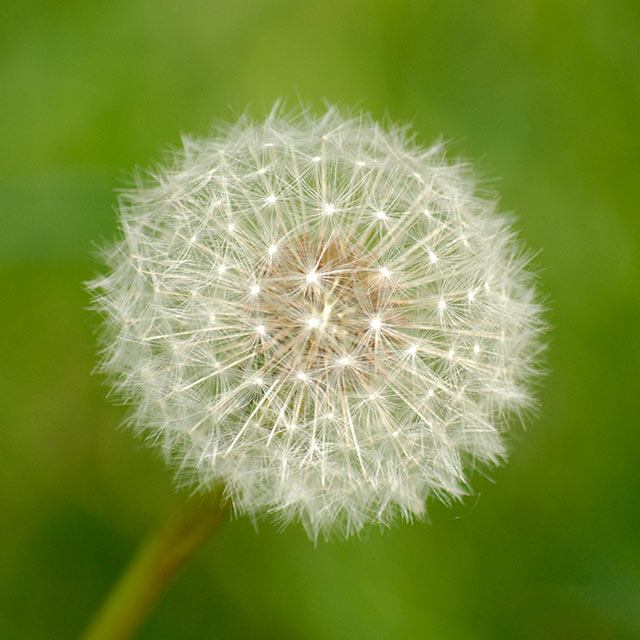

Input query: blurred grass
[1,1,639,638]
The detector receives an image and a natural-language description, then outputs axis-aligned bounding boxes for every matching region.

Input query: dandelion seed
[89,104,545,540]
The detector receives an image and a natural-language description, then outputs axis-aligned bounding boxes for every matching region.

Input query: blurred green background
[1,1,639,638]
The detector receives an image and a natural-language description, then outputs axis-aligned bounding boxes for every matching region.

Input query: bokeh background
[2,1,639,638]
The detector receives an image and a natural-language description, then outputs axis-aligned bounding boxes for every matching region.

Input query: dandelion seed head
[89,105,545,540]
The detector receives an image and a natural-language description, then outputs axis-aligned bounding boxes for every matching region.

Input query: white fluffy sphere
[91,106,544,539]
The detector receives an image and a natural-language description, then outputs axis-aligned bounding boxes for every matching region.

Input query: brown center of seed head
[249,233,406,389]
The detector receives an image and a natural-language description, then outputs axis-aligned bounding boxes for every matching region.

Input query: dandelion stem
[81,492,227,640]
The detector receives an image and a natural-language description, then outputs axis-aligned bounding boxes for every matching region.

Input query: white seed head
[89,105,545,540]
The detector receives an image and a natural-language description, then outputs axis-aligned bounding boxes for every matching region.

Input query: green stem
[81,492,227,640]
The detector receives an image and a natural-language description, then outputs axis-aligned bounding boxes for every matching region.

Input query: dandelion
[90,105,544,541]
